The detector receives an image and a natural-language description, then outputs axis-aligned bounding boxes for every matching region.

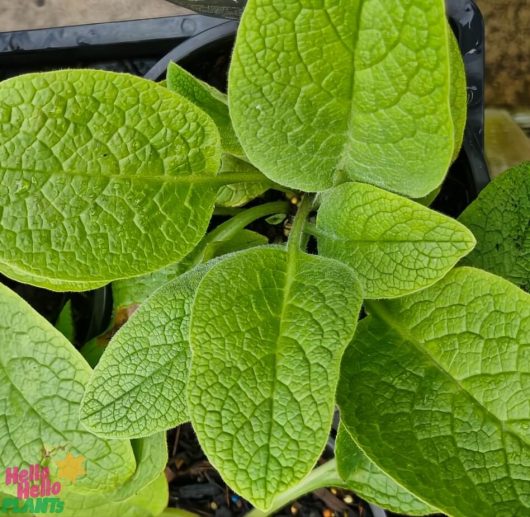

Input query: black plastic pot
[0,4,487,515]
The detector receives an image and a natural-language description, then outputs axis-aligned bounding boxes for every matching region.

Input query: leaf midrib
[0,165,219,185]
[366,299,530,511]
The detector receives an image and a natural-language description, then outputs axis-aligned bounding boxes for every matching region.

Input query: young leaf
[0,283,136,495]
[80,265,211,438]
[0,69,221,291]
[335,424,437,515]
[338,267,530,517]
[188,247,362,509]
[316,182,475,298]
[459,162,530,291]
[55,300,75,342]
[229,0,461,197]
[167,61,244,157]
[216,154,270,207]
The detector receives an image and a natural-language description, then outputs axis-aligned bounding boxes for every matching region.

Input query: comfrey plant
[0,0,528,516]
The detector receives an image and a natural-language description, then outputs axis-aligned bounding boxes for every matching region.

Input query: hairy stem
[287,195,313,255]
[246,459,347,517]
[194,200,290,264]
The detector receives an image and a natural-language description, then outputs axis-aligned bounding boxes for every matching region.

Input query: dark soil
[166,424,378,517]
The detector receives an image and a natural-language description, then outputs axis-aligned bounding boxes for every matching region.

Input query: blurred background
[0,0,528,175]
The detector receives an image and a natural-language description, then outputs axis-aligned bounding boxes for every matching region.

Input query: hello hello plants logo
[1,452,86,514]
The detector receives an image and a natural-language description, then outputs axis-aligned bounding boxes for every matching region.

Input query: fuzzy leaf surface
[188,247,362,509]
[459,162,530,291]
[0,69,221,290]
[338,267,530,517]
[216,154,270,207]
[336,424,436,515]
[81,266,210,438]
[0,283,136,495]
[317,182,475,298]
[167,61,243,157]
[229,0,460,196]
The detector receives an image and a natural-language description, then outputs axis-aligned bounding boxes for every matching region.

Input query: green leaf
[60,471,168,517]
[49,433,167,517]
[167,61,243,157]
[448,30,467,161]
[188,247,362,509]
[229,0,461,197]
[81,266,211,438]
[0,283,136,495]
[216,154,270,208]
[459,162,530,291]
[55,300,75,342]
[0,69,221,291]
[338,267,530,517]
[316,182,476,298]
[335,424,436,515]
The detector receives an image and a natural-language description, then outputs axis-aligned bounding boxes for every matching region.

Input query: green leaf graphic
[0,69,221,290]
[188,247,362,509]
[338,267,530,517]
[336,424,436,515]
[0,283,136,495]
[459,162,530,291]
[229,0,461,196]
[317,182,475,298]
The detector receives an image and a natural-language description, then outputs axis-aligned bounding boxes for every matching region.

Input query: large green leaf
[459,162,530,291]
[167,61,243,157]
[0,283,136,495]
[335,424,436,515]
[229,0,461,196]
[0,69,221,291]
[338,267,530,517]
[81,265,211,438]
[316,182,475,298]
[188,247,362,509]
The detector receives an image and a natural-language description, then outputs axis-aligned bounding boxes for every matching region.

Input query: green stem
[287,195,313,255]
[246,459,347,517]
[191,200,290,265]
[303,222,324,240]
[214,207,245,216]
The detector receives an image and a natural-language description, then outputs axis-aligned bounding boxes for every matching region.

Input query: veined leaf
[0,69,221,291]
[81,266,211,438]
[167,61,243,157]
[459,162,530,291]
[188,247,362,509]
[216,154,270,207]
[229,0,461,196]
[338,267,530,517]
[316,182,475,298]
[0,283,136,495]
[335,424,437,515]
